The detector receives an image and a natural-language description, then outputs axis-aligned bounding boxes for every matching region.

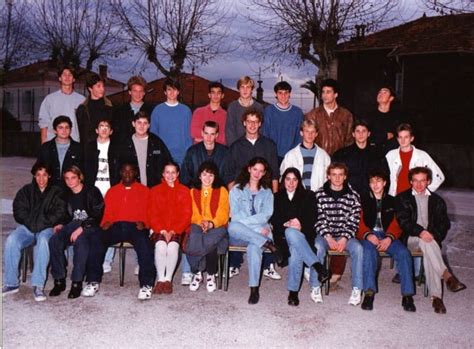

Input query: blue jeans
[361,231,415,295]
[228,222,272,287]
[315,235,363,289]
[3,225,53,288]
[49,221,104,283]
[285,228,323,291]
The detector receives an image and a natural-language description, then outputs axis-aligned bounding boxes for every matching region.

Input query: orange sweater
[190,186,229,228]
[148,180,192,234]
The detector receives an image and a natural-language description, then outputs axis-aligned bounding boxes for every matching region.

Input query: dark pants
[101,222,155,287]
[185,224,228,274]
[49,221,104,283]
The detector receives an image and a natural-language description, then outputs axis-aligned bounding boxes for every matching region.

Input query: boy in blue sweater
[150,79,192,165]
[263,81,303,163]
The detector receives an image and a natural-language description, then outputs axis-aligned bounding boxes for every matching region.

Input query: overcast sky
[104,0,432,113]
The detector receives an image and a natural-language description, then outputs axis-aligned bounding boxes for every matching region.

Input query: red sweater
[356,209,402,241]
[148,180,192,234]
[397,148,413,194]
[102,182,149,226]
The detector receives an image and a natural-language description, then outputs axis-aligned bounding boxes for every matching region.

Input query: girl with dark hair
[271,167,330,306]
[186,161,229,292]
[228,157,282,304]
[149,161,192,295]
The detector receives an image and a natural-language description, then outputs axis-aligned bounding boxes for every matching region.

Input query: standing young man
[38,66,84,143]
[280,119,330,192]
[225,76,264,146]
[190,82,227,145]
[84,117,120,273]
[357,169,416,312]
[312,163,363,306]
[37,116,83,185]
[48,166,105,299]
[385,123,444,196]
[76,73,113,151]
[101,163,155,300]
[2,162,67,301]
[305,79,354,156]
[150,79,192,165]
[263,81,304,162]
[396,167,466,314]
[120,111,172,188]
[112,76,154,142]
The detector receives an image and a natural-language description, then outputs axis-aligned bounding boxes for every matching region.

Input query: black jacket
[65,185,104,229]
[271,189,317,266]
[37,137,83,185]
[76,97,113,149]
[83,139,121,188]
[332,143,389,197]
[111,102,155,142]
[396,189,450,245]
[13,181,67,233]
[118,133,172,187]
[360,190,400,240]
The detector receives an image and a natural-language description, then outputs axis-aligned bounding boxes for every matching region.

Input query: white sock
[164,242,180,281]
[155,241,168,281]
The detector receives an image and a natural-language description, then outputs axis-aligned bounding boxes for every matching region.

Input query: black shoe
[402,295,416,312]
[68,282,82,299]
[288,291,299,306]
[312,262,332,284]
[392,273,401,284]
[248,287,260,305]
[361,294,374,311]
[263,241,283,265]
[49,279,66,297]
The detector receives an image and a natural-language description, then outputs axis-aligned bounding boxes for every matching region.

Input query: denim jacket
[229,184,273,231]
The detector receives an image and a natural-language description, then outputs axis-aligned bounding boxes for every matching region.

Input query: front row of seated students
[2,158,466,313]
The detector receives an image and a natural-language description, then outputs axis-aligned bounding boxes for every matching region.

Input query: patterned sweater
[314,181,361,239]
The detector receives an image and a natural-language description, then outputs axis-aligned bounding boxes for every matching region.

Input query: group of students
[2,68,466,314]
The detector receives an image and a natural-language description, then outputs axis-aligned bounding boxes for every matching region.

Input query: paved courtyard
[1,157,473,348]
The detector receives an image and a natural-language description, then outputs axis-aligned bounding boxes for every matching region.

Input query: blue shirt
[150,102,192,164]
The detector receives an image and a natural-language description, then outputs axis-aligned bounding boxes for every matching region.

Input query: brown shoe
[162,281,173,294]
[446,276,467,293]
[153,282,163,294]
[432,297,447,314]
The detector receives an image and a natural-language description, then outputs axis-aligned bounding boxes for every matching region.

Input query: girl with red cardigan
[148,161,192,294]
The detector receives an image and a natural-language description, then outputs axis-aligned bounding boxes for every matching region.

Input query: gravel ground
[1,157,473,348]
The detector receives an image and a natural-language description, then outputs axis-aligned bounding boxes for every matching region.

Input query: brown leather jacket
[305,105,354,155]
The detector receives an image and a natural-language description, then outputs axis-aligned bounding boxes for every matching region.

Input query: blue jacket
[229,185,273,232]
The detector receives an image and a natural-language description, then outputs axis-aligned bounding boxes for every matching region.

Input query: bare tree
[0,0,33,72]
[31,0,124,70]
[247,0,399,104]
[110,0,232,79]
[419,0,473,14]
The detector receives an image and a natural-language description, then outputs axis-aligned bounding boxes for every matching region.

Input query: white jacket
[385,145,445,196]
[280,143,331,191]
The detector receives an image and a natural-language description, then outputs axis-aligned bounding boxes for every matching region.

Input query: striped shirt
[299,144,317,189]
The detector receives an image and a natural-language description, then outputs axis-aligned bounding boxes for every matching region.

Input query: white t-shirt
[95,140,111,196]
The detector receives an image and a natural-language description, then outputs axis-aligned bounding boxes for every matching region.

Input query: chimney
[360,24,366,38]
[99,64,108,80]
[256,79,264,103]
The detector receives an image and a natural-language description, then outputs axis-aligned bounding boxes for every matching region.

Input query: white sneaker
[103,262,112,273]
[304,267,310,282]
[81,282,100,297]
[189,272,202,291]
[348,287,362,306]
[137,285,152,300]
[134,265,140,275]
[181,272,193,286]
[229,267,240,278]
[206,275,216,293]
[310,287,323,303]
[263,264,282,280]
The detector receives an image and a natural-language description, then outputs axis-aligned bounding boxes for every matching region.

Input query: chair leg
[325,254,330,295]
[21,249,27,283]
[223,251,230,292]
[120,246,126,287]
[217,254,223,290]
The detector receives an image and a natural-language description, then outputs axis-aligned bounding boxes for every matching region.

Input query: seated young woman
[186,161,229,292]
[271,167,330,306]
[228,156,282,305]
[149,161,192,295]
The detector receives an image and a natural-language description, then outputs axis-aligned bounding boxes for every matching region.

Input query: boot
[248,286,260,305]
[68,282,82,299]
[312,262,331,284]
[288,291,299,306]
[49,278,66,297]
